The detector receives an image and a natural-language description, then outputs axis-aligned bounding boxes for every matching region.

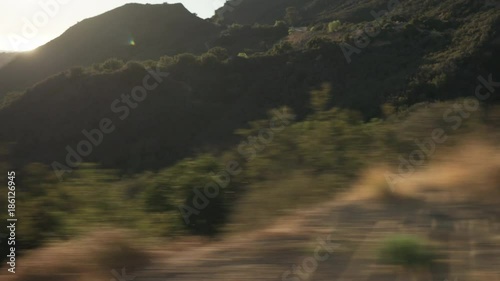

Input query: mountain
[0,0,499,172]
[0,3,220,96]
[214,0,397,25]
[215,0,500,27]
[1,0,500,267]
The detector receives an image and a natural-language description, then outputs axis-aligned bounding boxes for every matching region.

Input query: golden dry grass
[346,140,500,204]
[0,229,150,281]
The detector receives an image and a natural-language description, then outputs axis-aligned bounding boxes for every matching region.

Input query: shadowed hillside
[1,0,499,171]
[0,2,500,278]
[0,3,220,96]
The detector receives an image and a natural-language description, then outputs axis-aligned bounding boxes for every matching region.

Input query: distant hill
[0,3,220,96]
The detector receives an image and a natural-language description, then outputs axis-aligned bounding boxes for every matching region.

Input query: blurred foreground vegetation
[1,84,499,261]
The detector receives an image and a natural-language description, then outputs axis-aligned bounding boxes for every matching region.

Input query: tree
[101,58,125,73]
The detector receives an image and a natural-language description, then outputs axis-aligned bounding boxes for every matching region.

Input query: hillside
[215,0,500,25]
[1,0,499,172]
[0,1,500,276]
[0,3,220,96]
[2,142,500,280]
[0,52,17,69]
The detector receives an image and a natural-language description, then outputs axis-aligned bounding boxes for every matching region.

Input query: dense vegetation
[0,0,499,264]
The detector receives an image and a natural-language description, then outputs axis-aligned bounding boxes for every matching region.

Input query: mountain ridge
[0,2,220,96]
[0,0,499,172]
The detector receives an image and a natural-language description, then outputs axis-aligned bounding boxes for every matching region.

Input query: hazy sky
[0,0,225,52]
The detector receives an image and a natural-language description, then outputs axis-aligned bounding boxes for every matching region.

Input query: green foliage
[0,3,220,96]
[101,58,125,72]
[269,41,293,55]
[228,23,244,32]
[378,235,437,269]
[142,60,158,69]
[305,36,333,49]
[207,47,229,61]
[1,0,500,258]
[158,55,174,68]
[214,23,288,55]
[199,53,219,65]
[174,53,198,66]
[327,20,341,32]
[237,52,249,58]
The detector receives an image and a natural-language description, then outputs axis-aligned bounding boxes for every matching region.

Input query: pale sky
[0,0,226,52]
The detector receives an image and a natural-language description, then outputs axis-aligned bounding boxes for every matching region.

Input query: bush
[100,58,124,72]
[237,52,249,58]
[207,47,229,61]
[269,41,293,55]
[228,23,244,32]
[174,53,198,66]
[328,20,341,32]
[306,36,333,49]
[159,55,174,67]
[199,53,219,65]
[378,235,436,269]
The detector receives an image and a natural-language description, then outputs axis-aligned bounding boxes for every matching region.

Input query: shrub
[207,47,229,61]
[306,36,333,49]
[174,53,198,66]
[237,52,249,58]
[142,60,158,69]
[199,53,219,65]
[159,55,174,67]
[269,41,293,55]
[378,235,436,269]
[100,58,124,73]
[228,23,244,32]
[328,20,341,32]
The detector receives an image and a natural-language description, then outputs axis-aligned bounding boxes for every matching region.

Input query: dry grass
[1,229,151,281]
[226,170,343,232]
[346,140,500,204]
